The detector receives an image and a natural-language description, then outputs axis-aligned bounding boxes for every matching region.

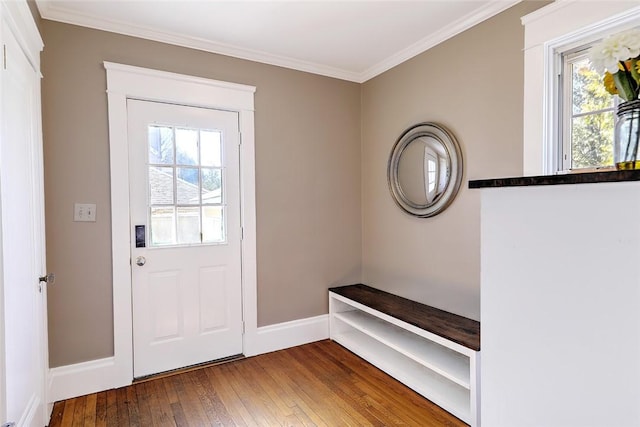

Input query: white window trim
[522,0,640,176]
[104,62,258,388]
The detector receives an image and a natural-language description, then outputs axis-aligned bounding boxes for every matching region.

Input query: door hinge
[238,132,242,146]
[3,44,6,70]
[38,273,55,293]
[39,273,55,285]
[242,321,245,334]
[241,226,244,240]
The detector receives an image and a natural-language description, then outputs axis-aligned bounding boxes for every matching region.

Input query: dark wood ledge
[468,169,640,189]
[329,284,480,351]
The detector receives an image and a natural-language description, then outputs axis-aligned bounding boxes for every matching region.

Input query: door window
[147,125,225,246]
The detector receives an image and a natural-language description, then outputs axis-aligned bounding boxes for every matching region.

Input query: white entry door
[0,18,46,427]
[127,99,243,378]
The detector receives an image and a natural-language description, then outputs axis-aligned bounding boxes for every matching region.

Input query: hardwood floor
[48,340,466,426]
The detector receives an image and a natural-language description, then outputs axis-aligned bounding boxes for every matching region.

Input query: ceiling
[36,0,522,83]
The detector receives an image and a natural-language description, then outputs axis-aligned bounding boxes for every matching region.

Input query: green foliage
[571,61,615,169]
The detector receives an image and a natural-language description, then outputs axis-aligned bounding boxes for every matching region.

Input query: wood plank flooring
[48,340,466,427]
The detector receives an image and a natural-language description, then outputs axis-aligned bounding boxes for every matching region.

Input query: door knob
[136,256,146,266]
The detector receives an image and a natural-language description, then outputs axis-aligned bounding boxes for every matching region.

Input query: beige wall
[42,0,548,367]
[41,21,362,367]
[361,1,548,321]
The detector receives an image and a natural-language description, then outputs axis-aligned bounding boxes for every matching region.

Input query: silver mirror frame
[387,122,463,218]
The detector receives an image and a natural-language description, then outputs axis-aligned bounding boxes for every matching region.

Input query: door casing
[105,62,257,387]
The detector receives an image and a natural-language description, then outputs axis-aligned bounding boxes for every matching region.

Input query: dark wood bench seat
[329,283,480,351]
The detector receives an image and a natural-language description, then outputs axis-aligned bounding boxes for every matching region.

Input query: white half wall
[480,181,640,426]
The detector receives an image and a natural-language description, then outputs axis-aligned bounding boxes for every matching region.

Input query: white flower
[590,29,640,74]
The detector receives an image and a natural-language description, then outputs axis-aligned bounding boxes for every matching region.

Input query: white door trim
[104,62,257,387]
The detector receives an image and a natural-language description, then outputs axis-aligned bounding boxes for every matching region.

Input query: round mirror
[387,123,463,217]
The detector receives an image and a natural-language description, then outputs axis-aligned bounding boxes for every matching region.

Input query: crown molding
[36,0,362,82]
[37,0,521,84]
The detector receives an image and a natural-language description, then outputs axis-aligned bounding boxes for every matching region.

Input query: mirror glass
[388,123,462,217]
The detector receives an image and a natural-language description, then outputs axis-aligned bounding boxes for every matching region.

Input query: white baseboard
[47,314,329,403]
[48,357,118,403]
[245,314,329,357]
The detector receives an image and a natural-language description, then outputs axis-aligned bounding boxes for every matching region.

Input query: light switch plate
[74,203,96,222]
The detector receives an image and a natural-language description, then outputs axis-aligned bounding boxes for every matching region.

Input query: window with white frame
[559,46,618,171]
[521,2,640,176]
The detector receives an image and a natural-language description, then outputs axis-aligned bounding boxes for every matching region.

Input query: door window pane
[176,167,200,205]
[201,130,222,167]
[202,168,222,204]
[149,167,174,205]
[203,206,224,243]
[148,126,174,164]
[150,207,175,246]
[147,124,227,247]
[177,207,200,244]
[176,128,198,165]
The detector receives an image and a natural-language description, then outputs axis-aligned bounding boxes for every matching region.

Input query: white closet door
[0,2,46,426]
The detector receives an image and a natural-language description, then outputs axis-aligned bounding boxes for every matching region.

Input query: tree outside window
[563,52,617,170]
